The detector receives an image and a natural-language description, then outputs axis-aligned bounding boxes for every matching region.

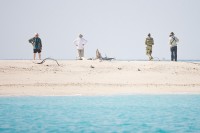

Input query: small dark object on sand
[90,65,95,68]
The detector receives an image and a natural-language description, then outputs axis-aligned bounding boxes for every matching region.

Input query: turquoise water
[0,95,200,133]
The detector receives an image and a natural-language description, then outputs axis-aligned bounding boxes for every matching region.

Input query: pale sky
[0,0,200,60]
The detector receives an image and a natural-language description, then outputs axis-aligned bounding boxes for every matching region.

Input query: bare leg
[82,49,84,58]
[34,53,36,60]
[39,53,41,60]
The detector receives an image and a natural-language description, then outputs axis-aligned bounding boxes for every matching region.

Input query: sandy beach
[0,60,200,96]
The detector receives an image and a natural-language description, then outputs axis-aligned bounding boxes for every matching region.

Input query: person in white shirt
[169,32,179,61]
[73,34,87,60]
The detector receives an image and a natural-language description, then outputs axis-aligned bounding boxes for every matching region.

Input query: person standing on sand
[29,33,42,60]
[169,32,179,61]
[145,33,154,61]
[73,34,87,60]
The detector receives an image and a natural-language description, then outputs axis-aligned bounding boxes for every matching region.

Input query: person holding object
[169,32,179,61]
[145,33,154,61]
[29,33,42,60]
[73,34,87,60]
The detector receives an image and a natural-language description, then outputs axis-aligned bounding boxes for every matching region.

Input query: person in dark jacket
[29,33,42,60]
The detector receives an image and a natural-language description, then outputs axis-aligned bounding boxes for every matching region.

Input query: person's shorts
[33,49,41,53]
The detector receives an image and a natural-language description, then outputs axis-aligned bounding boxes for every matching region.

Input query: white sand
[0,60,200,96]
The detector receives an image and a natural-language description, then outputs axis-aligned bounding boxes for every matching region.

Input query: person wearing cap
[73,34,87,60]
[145,33,154,60]
[169,32,179,61]
[29,33,42,60]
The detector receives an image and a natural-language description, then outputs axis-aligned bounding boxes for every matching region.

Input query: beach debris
[138,68,141,71]
[102,56,115,61]
[118,68,122,70]
[36,58,60,66]
[90,65,95,68]
[95,49,115,61]
[154,57,160,61]
[81,57,87,60]
[87,58,93,60]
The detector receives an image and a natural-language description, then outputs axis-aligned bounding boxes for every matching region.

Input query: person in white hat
[73,34,87,60]
[169,32,179,61]
[29,33,42,60]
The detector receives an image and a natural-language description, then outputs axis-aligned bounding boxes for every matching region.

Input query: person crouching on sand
[29,33,42,60]
[145,33,154,61]
[73,34,87,60]
[96,49,102,60]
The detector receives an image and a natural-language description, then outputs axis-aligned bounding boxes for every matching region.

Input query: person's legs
[77,49,82,59]
[38,49,41,60]
[38,53,41,60]
[79,49,84,60]
[146,47,150,60]
[146,47,149,55]
[149,48,153,60]
[174,46,177,61]
[171,46,177,61]
[146,47,153,61]
[81,49,84,58]
[148,53,151,60]
[33,49,36,60]
[170,47,174,61]
[33,53,36,60]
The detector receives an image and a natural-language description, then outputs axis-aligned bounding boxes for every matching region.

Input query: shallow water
[0,95,200,133]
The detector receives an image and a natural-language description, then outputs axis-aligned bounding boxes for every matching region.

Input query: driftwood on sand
[96,49,115,61]
[37,58,60,66]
